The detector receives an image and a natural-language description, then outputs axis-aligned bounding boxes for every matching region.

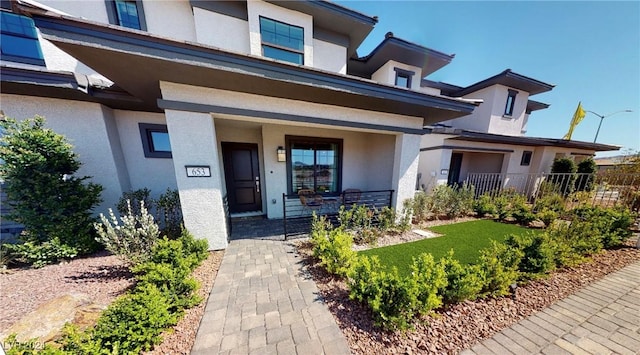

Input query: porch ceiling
[26,11,477,125]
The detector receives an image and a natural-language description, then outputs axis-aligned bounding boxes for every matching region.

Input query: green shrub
[505,233,555,279]
[572,206,634,249]
[447,183,475,219]
[536,208,559,227]
[493,189,533,224]
[534,192,565,213]
[575,158,597,192]
[550,158,577,196]
[0,115,103,256]
[545,221,587,267]
[117,188,153,217]
[311,224,357,278]
[6,237,77,268]
[407,253,447,315]
[156,188,183,239]
[94,200,160,266]
[439,250,483,303]
[407,191,430,222]
[377,206,411,235]
[91,283,178,353]
[473,194,497,217]
[477,241,522,296]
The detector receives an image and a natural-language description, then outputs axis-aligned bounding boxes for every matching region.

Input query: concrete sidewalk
[191,239,349,355]
[462,261,640,355]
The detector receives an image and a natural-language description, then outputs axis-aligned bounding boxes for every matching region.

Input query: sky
[336,1,640,157]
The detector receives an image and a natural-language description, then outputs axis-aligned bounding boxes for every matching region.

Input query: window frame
[105,0,147,31]
[285,135,343,195]
[504,89,518,116]
[139,123,172,158]
[394,67,414,88]
[520,150,533,166]
[0,10,46,66]
[259,16,304,65]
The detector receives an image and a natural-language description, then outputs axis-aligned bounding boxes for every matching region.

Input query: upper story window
[139,123,171,158]
[394,68,414,89]
[504,89,518,116]
[0,11,45,66]
[259,17,304,65]
[106,0,146,31]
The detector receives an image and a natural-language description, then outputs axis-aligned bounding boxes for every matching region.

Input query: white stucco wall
[313,38,346,74]
[37,0,110,23]
[438,87,494,132]
[143,0,196,42]
[113,110,177,197]
[391,134,421,211]
[458,152,504,181]
[0,94,128,212]
[193,7,250,54]
[371,60,422,90]
[487,85,530,136]
[247,0,313,67]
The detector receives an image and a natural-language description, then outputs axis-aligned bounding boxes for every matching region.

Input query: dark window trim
[0,10,46,66]
[394,67,414,88]
[259,16,305,64]
[285,135,342,195]
[504,89,518,116]
[139,123,171,158]
[105,0,147,31]
[520,150,532,166]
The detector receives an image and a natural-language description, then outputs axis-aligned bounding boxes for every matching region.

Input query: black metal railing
[282,189,394,239]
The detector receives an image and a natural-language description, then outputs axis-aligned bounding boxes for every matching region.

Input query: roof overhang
[348,34,454,79]
[526,99,550,114]
[445,130,620,152]
[452,69,555,97]
[25,12,476,124]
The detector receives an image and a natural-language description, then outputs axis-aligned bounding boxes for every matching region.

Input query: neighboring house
[594,155,631,172]
[417,70,619,190]
[0,0,477,249]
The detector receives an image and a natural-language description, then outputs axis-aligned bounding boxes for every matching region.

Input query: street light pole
[585,109,633,143]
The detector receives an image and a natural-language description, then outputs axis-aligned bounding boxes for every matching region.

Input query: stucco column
[164,109,228,250]
[391,133,421,213]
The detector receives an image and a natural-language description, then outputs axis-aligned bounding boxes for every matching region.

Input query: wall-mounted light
[277,146,286,162]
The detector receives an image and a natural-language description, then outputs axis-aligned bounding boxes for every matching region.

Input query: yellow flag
[563,102,586,140]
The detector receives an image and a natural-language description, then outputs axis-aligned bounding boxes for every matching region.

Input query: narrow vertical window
[520,151,532,166]
[106,0,146,30]
[259,17,304,65]
[394,68,414,88]
[504,89,518,116]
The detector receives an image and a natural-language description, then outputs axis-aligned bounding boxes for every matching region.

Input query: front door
[448,152,463,186]
[221,142,262,213]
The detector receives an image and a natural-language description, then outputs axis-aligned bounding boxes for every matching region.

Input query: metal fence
[282,189,394,239]
[465,172,640,210]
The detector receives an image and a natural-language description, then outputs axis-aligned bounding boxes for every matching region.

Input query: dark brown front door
[221,142,262,213]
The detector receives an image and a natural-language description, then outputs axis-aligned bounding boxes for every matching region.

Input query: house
[416,70,620,191]
[0,0,478,249]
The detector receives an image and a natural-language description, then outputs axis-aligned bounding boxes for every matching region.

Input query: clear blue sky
[336,1,640,157]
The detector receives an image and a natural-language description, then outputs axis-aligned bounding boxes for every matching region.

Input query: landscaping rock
[0,293,101,343]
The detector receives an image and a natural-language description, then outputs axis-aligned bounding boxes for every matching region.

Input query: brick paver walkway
[191,239,349,355]
[462,261,640,355]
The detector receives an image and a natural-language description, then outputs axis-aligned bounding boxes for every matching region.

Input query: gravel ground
[0,249,224,354]
[298,235,640,354]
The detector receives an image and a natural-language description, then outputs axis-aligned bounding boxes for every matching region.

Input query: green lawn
[360,219,540,276]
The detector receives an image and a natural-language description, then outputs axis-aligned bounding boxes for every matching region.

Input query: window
[259,17,304,65]
[394,68,414,88]
[139,123,171,158]
[106,0,146,30]
[504,89,518,116]
[520,151,532,166]
[286,136,342,194]
[0,11,45,66]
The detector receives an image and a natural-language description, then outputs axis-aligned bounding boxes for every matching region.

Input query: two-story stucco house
[1,0,479,248]
[0,0,618,248]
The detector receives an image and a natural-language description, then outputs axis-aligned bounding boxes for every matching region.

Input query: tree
[0,115,103,253]
[550,157,577,196]
[575,158,597,192]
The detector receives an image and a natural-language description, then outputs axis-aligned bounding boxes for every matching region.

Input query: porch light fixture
[277,146,286,162]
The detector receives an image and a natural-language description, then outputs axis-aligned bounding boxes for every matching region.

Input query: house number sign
[185,165,211,177]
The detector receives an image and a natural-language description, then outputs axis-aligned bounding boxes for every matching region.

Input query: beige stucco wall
[371,60,422,90]
[143,0,196,42]
[313,38,347,74]
[193,7,251,54]
[0,94,128,212]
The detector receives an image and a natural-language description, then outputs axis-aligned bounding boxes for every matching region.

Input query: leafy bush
[572,206,634,249]
[117,188,153,217]
[534,192,565,213]
[473,194,497,217]
[550,158,577,196]
[0,115,103,256]
[94,200,160,266]
[377,206,411,235]
[407,184,474,222]
[407,253,447,316]
[493,189,533,224]
[91,283,178,353]
[439,250,483,303]
[156,188,183,239]
[407,191,430,222]
[5,237,77,268]
[311,222,358,278]
[575,158,597,192]
[536,208,559,227]
[477,241,522,296]
[505,233,555,279]
[337,204,380,245]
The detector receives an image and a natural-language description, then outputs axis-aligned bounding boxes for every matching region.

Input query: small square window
[521,151,532,166]
[139,123,171,158]
[394,68,414,89]
[105,0,146,30]
[505,89,518,116]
